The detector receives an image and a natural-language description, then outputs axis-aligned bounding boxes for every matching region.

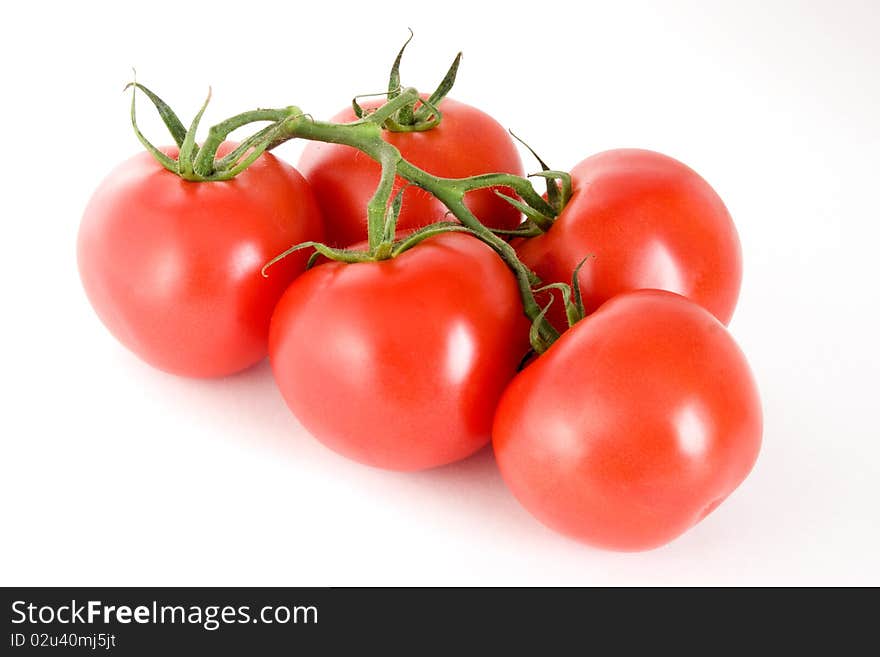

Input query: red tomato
[78,143,324,378]
[298,98,524,247]
[493,290,762,551]
[515,149,742,328]
[269,232,529,471]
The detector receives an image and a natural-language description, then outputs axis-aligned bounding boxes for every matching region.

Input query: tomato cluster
[78,46,761,552]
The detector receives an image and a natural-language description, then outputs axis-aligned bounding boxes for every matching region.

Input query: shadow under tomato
[131,354,546,543]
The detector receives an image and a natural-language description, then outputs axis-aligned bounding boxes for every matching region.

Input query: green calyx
[261,220,473,277]
[533,256,592,328]
[488,131,572,238]
[261,179,471,275]
[351,29,461,133]
[524,255,592,356]
[126,79,304,182]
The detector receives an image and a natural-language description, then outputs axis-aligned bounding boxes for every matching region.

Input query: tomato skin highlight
[298,97,524,247]
[492,290,762,551]
[515,149,742,328]
[269,232,529,471]
[77,144,324,378]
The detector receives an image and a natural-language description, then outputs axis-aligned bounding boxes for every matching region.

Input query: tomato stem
[129,82,564,350]
[381,30,462,132]
[269,103,560,346]
[268,94,562,347]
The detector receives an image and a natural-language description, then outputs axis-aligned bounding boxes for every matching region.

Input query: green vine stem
[271,88,560,346]
[131,83,563,348]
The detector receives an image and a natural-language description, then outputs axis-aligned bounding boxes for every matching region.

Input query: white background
[1,0,878,585]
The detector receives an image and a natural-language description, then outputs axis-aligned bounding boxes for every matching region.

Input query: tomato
[269,231,529,471]
[298,97,524,247]
[515,149,742,328]
[492,290,762,551]
[77,143,324,378]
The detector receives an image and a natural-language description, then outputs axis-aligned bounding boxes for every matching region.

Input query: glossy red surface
[78,144,324,377]
[493,290,762,551]
[515,149,742,328]
[270,232,529,471]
